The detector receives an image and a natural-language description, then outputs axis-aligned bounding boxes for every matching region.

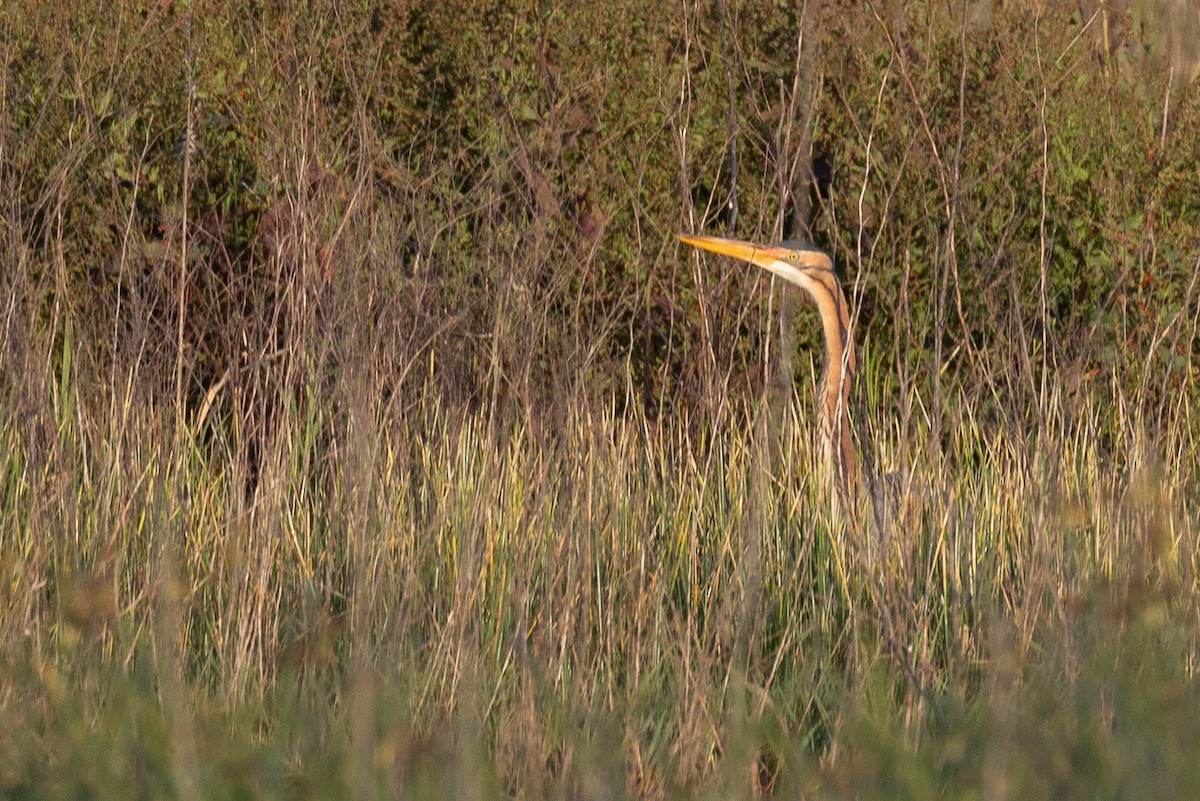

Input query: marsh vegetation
[2,1,1199,798]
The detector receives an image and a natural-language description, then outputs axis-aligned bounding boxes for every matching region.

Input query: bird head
[676,234,834,295]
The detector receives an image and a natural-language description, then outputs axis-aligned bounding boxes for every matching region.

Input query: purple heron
[677,234,859,499]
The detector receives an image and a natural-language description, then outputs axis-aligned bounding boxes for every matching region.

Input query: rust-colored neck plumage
[807,270,857,496]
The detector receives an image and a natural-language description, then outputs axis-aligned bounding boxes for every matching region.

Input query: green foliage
[6,0,1196,430]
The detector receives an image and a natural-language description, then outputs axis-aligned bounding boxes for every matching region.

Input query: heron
[677,234,861,503]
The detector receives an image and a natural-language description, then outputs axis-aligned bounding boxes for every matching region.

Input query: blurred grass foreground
[3,1,1200,798]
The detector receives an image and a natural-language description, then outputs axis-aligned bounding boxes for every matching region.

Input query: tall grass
[2,355,1197,797]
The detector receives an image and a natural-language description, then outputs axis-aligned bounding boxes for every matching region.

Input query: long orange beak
[676,234,793,271]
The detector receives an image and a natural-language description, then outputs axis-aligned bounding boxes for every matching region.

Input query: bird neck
[811,277,858,495]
